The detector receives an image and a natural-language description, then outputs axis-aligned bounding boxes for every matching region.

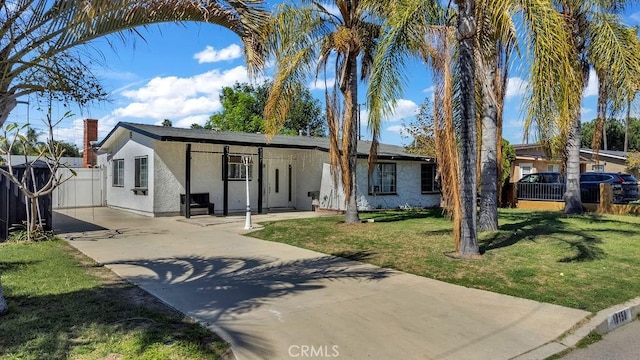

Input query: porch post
[258,147,263,214]
[223,146,229,216]
[185,144,191,218]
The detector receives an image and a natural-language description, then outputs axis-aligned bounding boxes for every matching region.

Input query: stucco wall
[102,133,439,216]
[103,131,155,215]
[153,142,327,214]
[154,142,264,214]
[289,149,327,211]
[319,160,441,211]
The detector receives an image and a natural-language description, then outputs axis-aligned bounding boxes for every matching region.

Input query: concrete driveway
[55,207,589,360]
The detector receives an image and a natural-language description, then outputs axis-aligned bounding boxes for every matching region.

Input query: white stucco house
[96,122,440,217]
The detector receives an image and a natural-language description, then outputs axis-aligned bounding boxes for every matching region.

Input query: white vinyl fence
[52,167,105,209]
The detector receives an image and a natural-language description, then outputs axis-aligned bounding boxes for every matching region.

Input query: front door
[266,160,294,209]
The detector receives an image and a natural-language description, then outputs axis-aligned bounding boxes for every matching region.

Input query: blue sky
[6,3,640,149]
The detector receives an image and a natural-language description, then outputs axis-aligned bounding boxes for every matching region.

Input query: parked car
[517,171,640,204]
[579,172,639,204]
[517,172,565,200]
[518,172,563,184]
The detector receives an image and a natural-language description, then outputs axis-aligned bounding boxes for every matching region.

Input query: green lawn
[249,208,640,313]
[0,240,228,360]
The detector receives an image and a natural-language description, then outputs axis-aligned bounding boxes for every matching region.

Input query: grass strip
[0,240,229,360]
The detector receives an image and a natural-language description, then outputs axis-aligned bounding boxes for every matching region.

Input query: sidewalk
[55,207,590,360]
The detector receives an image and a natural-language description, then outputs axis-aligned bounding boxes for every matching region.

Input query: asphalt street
[562,319,640,360]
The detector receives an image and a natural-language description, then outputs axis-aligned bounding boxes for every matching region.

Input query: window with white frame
[547,164,560,172]
[592,164,605,172]
[112,159,124,187]
[228,155,252,180]
[421,164,437,193]
[519,163,533,179]
[370,163,396,194]
[134,156,148,189]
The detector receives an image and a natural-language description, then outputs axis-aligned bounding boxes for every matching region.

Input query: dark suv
[517,172,565,200]
[518,172,563,184]
[517,171,639,203]
[580,172,639,204]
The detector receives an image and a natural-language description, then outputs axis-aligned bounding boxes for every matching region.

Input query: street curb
[513,297,640,359]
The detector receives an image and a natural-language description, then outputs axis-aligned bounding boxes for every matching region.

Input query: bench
[180,193,214,216]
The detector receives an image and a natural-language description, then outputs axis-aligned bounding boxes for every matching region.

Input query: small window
[421,164,437,193]
[370,163,396,194]
[275,169,280,193]
[228,155,252,180]
[134,156,148,189]
[112,159,124,187]
[592,164,604,172]
[520,163,533,179]
[547,164,560,172]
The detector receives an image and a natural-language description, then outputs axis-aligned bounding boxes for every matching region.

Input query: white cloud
[52,118,85,148]
[114,66,251,119]
[50,66,267,147]
[385,99,419,122]
[505,77,528,99]
[174,115,210,128]
[193,44,242,63]
[358,99,419,127]
[308,77,336,90]
[583,69,598,97]
[423,85,435,93]
[630,12,640,23]
[386,125,405,133]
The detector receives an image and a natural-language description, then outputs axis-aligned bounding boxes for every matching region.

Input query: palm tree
[454,0,480,254]
[476,4,517,232]
[591,25,640,158]
[0,0,268,128]
[524,1,640,215]
[367,0,577,255]
[0,0,267,317]
[264,0,380,224]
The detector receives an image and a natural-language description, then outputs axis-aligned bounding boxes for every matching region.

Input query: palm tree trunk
[344,55,360,224]
[564,114,583,214]
[625,97,630,153]
[456,0,479,255]
[0,280,8,315]
[479,56,499,232]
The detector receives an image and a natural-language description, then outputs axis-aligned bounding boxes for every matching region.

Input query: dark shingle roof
[100,122,433,161]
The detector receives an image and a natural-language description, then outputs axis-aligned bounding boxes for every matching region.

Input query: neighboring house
[96,122,440,217]
[510,143,630,182]
[578,149,628,173]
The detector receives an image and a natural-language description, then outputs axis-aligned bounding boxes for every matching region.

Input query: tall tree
[0,0,268,317]
[582,117,640,151]
[206,81,326,135]
[454,0,480,255]
[0,0,268,128]
[524,1,640,214]
[367,0,576,255]
[591,25,640,155]
[403,98,437,157]
[264,0,381,224]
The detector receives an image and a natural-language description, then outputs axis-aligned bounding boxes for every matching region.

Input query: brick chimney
[82,119,98,168]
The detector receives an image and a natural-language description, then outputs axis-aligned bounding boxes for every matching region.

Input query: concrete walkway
[54,207,589,360]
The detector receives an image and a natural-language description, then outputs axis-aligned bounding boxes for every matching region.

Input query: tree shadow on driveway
[103,254,393,358]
